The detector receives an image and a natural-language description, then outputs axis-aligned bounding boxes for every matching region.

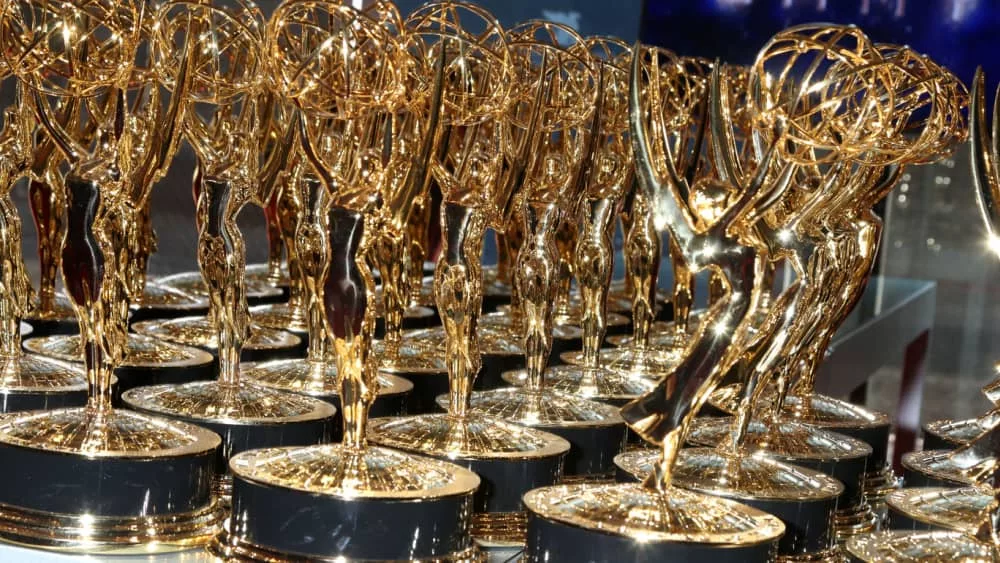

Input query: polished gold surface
[688,417,872,463]
[846,531,993,562]
[503,366,655,403]
[464,387,623,428]
[123,381,336,425]
[132,317,300,352]
[243,359,413,399]
[886,487,991,536]
[137,282,209,311]
[157,272,283,302]
[25,334,212,369]
[370,414,570,459]
[376,331,448,374]
[923,417,992,446]
[0,353,87,392]
[231,444,480,500]
[901,450,981,487]
[0,407,219,458]
[523,483,785,545]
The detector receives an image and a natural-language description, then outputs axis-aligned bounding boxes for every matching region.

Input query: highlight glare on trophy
[122,0,336,501]
[845,67,998,563]
[367,2,571,549]
[0,0,225,550]
[211,3,481,560]
[130,0,302,361]
[502,37,655,405]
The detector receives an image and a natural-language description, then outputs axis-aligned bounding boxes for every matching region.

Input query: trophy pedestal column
[615,448,845,562]
[0,353,88,413]
[25,334,214,396]
[523,483,784,563]
[369,414,570,546]
[0,408,223,552]
[122,382,336,499]
[688,418,876,543]
[461,388,627,480]
[210,445,482,562]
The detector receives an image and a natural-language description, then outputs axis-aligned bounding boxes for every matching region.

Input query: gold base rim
[0,499,224,554]
[777,546,844,563]
[560,471,617,485]
[471,511,526,546]
[209,527,485,562]
[833,503,878,543]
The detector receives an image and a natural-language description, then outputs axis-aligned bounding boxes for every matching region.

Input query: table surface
[0,277,935,562]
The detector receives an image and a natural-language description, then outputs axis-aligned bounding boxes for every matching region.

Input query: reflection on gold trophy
[0,0,224,551]
[212,3,481,560]
[122,0,335,500]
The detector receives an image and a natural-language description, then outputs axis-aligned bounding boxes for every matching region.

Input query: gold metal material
[211,531,483,563]
[132,317,300,353]
[503,366,655,404]
[886,487,991,536]
[156,271,283,303]
[137,281,209,313]
[523,483,785,545]
[24,334,213,369]
[245,359,412,402]
[471,512,527,545]
[464,386,623,429]
[846,531,993,562]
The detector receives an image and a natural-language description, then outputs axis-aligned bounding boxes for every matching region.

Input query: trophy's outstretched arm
[971,68,1000,249]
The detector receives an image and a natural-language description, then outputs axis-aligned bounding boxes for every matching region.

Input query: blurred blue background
[640,0,997,85]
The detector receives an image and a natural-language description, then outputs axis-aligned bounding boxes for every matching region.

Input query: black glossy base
[901,464,967,488]
[22,318,76,337]
[112,362,215,396]
[224,472,476,560]
[122,403,335,475]
[524,513,778,563]
[129,305,211,324]
[920,428,963,452]
[303,389,410,442]
[432,451,564,514]
[0,388,88,413]
[886,506,938,532]
[0,431,215,517]
[543,422,626,478]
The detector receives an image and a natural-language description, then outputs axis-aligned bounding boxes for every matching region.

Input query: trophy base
[249,303,309,335]
[845,530,992,562]
[245,263,290,293]
[615,448,843,560]
[374,305,439,337]
[921,417,988,450]
[121,381,337,476]
[129,281,210,323]
[215,444,481,560]
[886,486,988,534]
[157,271,285,305]
[502,365,655,406]
[24,334,214,394]
[460,388,626,478]
[369,413,570,544]
[560,342,683,380]
[523,483,784,562]
[0,407,222,553]
[132,316,304,362]
[209,529,483,562]
[0,353,88,413]
[605,318,700,348]
[688,417,875,540]
[243,358,413,418]
[548,299,631,336]
[901,450,979,488]
[23,295,77,336]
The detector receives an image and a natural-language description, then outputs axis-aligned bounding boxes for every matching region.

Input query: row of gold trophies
[0,0,991,561]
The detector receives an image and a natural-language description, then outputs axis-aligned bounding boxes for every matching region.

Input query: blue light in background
[640,0,998,85]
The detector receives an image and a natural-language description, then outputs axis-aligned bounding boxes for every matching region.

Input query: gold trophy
[130,1,303,362]
[212,3,481,560]
[559,47,705,380]
[0,76,89,412]
[502,37,655,405]
[846,68,998,563]
[26,16,216,393]
[369,1,571,549]
[122,0,336,500]
[520,41,792,561]
[0,0,223,550]
[460,21,628,483]
[704,30,967,543]
[244,166,414,426]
